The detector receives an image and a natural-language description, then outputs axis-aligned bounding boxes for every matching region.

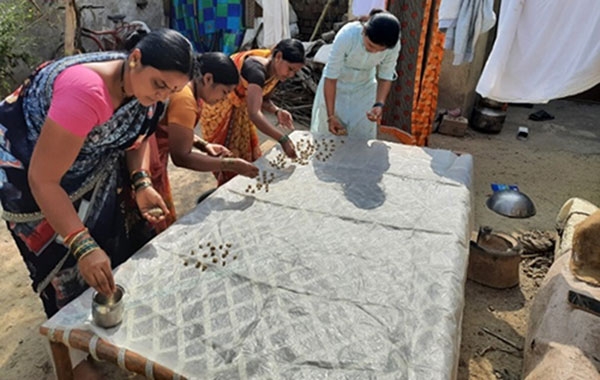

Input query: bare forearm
[324,78,337,118]
[262,99,279,115]
[249,111,285,141]
[126,139,151,173]
[375,79,392,104]
[171,150,224,172]
[30,181,83,237]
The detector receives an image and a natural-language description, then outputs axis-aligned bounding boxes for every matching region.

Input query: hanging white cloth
[351,0,387,17]
[261,0,290,47]
[439,0,496,65]
[476,0,600,103]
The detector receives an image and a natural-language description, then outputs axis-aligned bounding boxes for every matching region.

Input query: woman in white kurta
[311,10,401,139]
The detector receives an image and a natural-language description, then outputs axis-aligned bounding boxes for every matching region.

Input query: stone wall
[9,0,165,91]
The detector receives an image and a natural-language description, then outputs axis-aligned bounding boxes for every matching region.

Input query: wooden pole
[49,341,74,380]
[309,0,335,42]
[64,0,77,55]
[40,326,187,380]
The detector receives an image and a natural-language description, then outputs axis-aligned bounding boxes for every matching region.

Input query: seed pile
[181,241,238,270]
[290,138,316,165]
[268,152,289,170]
[312,138,338,163]
[269,137,344,169]
[245,170,275,193]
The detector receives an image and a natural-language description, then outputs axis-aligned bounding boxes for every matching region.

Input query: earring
[129,61,136,68]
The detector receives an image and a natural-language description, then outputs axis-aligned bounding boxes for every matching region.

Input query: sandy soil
[1,99,599,379]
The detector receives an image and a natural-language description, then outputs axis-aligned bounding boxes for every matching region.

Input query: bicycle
[54,11,150,57]
[79,14,150,52]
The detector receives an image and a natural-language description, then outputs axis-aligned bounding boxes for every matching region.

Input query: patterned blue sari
[0,52,162,317]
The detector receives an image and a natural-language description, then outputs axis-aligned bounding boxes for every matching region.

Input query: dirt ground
[1,99,600,379]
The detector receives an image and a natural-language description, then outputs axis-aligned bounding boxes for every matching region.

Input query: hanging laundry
[261,0,290,47]
[351,0,387,17]
[438,0,495,65]
[476,0,600,103]
[170,0,244,55]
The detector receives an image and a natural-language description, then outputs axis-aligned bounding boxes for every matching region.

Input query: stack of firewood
[272,62,321,127]
[271,23,346,128]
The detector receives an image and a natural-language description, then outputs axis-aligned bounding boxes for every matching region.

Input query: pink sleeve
[47,65,113,137]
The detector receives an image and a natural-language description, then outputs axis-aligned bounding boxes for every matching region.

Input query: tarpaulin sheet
[44,131,473,379]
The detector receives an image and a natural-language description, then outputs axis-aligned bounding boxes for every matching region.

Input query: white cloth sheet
[438,0,496,65]
[44,131,473,379]
[260,0,290,47]
[351,0,387,17]
[476,0,600,103]
[311,22,400,139]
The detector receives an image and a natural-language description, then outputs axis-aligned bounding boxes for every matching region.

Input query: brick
[438,115,468,137]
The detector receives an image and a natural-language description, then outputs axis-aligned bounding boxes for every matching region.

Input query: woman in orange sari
[200,39,305,184]
[148,52,259,232]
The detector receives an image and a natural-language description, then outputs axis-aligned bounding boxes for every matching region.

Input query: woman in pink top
[0,29,193,320]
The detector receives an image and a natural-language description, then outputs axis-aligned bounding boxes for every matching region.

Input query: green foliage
[0,0,37,96]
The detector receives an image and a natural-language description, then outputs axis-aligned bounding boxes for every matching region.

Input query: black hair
[272,38,305,64]
[123,28,193,78]
[194,52,239,86]
[364,10,400,49]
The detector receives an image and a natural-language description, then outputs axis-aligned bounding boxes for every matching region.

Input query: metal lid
[486,190,536,218]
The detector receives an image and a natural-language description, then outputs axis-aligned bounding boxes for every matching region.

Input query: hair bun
[122,28,149,51]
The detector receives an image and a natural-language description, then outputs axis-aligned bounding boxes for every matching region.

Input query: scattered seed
[212,258,218,263]
[195,262,201,268]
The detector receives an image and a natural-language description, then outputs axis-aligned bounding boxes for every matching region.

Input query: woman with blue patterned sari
[0,29,194,321]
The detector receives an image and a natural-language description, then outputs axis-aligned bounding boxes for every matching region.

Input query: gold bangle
[76,248,96,262]
[134,180,153,192]
[130,169,150,183]
[221,157,235,171]
[196,137,208,149]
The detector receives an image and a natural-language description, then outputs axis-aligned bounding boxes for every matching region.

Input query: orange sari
[149,84,201,232]
[200,49,279,185]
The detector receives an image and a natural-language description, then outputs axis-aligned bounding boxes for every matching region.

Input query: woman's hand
[231,158,259,178]
[281,138,297,159]
[135,186,170,223]
[276,109,295,131]
[205,143,232,157]
[366,105,383,122]
[78,249,116,296]
[328,116,347,136]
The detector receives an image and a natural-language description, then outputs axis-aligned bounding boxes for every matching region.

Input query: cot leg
[50,341,74,380]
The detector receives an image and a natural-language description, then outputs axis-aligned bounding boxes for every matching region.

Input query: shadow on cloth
[312,138,390,210]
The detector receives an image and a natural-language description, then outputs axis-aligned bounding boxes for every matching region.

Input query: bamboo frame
[40,326,187,380]
[63,0,77,56]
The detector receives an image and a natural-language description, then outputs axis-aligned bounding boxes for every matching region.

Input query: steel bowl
[470,106,507,134]
[92,284,125,328]
[486,190,536,218]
